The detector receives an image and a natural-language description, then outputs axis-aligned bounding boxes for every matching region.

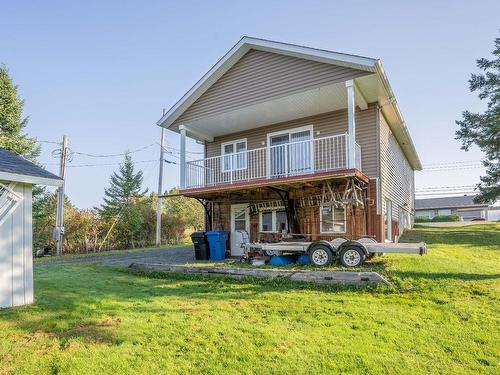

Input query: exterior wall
[0,183,33,308]
[379,113,415,240]
[415,209,435,219]
[174,49,369,126]
[205,105,379,178]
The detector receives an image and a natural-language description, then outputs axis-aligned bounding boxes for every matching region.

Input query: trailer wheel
[339,246,365,268]
[309,245,333,267]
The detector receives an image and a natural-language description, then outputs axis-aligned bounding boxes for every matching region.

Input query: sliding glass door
[269,127,313,177]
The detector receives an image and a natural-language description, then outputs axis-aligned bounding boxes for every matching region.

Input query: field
[0,224,499,374]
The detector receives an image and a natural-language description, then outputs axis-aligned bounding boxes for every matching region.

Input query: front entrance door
[230,204,249,256]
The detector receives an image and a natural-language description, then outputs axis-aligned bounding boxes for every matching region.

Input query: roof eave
[0,171,63,187]
[374,61,422,171]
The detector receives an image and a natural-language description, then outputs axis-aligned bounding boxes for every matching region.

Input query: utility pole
[55,135,68,256]
[156,112,165,247]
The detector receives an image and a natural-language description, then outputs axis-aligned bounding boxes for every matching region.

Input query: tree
[100,153,147,217]
[0,64,40,160]
[99,153,148,248]
[456,34,500,204]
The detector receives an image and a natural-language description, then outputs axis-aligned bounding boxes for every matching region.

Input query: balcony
[184,133,361,190]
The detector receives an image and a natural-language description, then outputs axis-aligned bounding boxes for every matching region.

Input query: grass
[34,243,189,263]
[1,224,499,374]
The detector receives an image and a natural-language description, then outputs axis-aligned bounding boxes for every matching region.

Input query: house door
[230,204,249,256]
[268,127,313,177]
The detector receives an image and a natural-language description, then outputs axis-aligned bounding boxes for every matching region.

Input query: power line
[72,143,157,158]
[422,160,482,167]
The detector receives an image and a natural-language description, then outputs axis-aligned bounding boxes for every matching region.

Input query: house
[0,148,62,308]
[157,37,421,255]
[415,195,489,221]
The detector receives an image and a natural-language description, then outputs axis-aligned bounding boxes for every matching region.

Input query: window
[259,209,288,233]
[0,183,23,227]
[261,212,273,232]
[275,210,288,232]
[222,139,247,171]
[319,205,346,233]
[233,207,247,231]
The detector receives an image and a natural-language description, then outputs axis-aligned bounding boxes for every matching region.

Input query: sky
[1,0,499,209]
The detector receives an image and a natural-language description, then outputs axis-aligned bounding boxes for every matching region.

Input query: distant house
[415,195,489,221]
[0,148,62,309]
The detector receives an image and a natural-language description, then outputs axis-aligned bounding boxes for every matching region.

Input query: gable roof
[0,148,63,186]
[415,195,489,210]
[157,36,422,170]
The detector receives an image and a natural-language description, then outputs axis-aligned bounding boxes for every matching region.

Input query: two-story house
[157,37,421,256]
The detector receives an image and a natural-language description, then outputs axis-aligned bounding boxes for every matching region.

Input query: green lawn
[1,224,499,374]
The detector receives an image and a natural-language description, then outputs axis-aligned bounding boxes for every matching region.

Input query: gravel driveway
[35,246,195,267]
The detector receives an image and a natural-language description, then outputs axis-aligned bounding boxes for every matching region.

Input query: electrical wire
[72,143,157,158]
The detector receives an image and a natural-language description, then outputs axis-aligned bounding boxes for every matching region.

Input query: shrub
[415,216,432,223]
[432,215,461,222]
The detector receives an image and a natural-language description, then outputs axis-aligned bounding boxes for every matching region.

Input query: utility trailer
[243,237,427,267]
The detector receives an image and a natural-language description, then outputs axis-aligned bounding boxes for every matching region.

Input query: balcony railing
[185,133,361,189]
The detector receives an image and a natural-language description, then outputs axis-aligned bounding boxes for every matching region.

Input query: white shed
[0,148,62,309]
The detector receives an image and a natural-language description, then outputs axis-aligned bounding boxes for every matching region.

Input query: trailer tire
[309,245,333,267]
[339,246,365,268]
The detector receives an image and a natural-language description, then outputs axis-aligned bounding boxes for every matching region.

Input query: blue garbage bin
[206,231,229,261]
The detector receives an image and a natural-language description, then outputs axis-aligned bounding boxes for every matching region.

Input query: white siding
[379,113,415,236]
[0,183,33,309]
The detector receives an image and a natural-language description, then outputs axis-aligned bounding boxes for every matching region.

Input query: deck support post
[179,125,187,189]
[346,80,356,169]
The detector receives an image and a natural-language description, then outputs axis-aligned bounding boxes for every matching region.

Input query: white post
[156,127,165,247]
[346,80,356,169]
[179,125,186,189]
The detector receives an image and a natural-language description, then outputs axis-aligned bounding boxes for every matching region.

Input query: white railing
[185,133,362,189]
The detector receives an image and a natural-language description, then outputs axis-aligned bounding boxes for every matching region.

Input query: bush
[431,215,461,222]
[415,216,432,223]
[415,215,461,223]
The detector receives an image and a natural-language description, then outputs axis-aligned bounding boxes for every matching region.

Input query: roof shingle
[0,148,61,182]
[415,195,489,210]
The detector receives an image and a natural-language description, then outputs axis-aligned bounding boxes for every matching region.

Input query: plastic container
[268,255,296,266]
[206,231,229,261]
[191,232,209,260]
[297,254,311,265]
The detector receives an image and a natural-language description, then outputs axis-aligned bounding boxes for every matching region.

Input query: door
[230,204,249,256]
[268,127,313,178]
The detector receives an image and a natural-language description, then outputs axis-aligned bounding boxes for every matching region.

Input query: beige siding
[204,105,379,178]
[379,113,415,229]
[174,49,370,125]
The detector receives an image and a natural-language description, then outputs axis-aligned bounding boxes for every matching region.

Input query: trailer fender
[337,240,369,256]
[306,240,336,255]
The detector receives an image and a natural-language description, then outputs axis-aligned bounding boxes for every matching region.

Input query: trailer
[243,237,427,267]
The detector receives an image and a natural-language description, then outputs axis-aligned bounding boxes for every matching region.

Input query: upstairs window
[319,205,346,233]
[222,139,247,171]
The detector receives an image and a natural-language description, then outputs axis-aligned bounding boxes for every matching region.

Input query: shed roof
[415,195,489,210]
[0,148,62,186]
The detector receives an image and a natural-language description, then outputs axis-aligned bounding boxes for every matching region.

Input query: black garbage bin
[191,232,209,260]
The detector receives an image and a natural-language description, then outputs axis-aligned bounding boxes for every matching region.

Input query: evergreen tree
[456,33,500,204]
[100,153,147,217]
[0,64,40,160]
[99,153,148,248]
